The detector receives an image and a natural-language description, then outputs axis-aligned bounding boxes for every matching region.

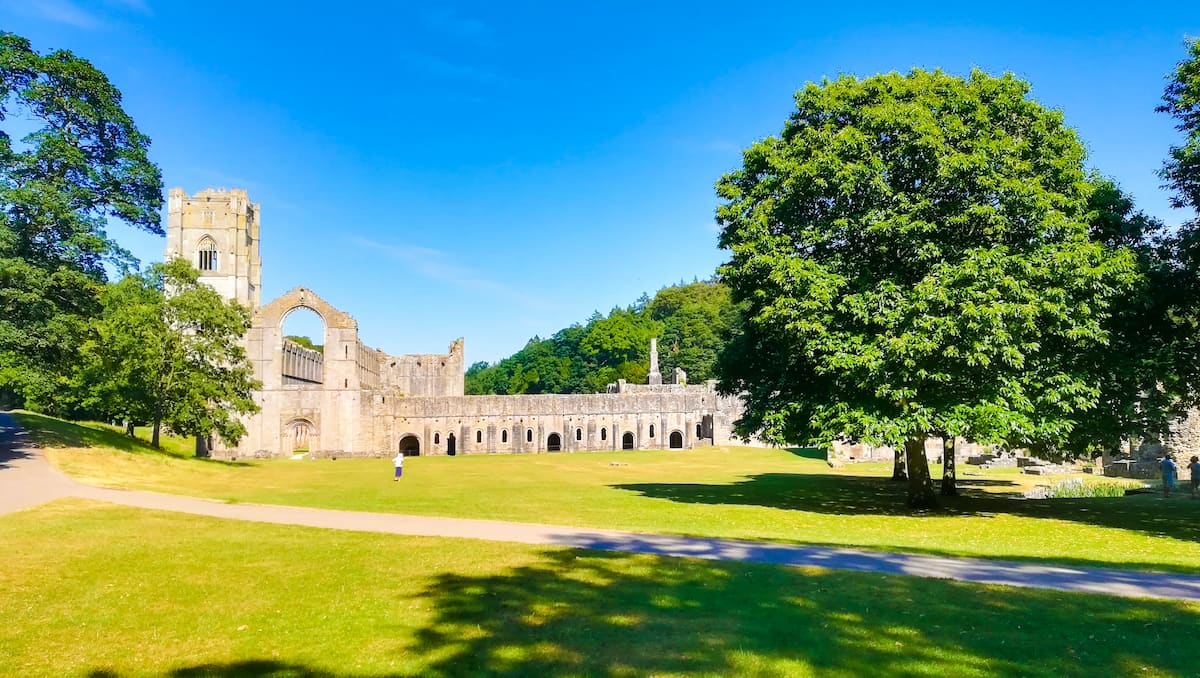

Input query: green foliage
[283,335,322,352]
[1044,478,1128,499]
[466,281,740,394]
[1051,176,1200,458]
[715,69,1140,506]
[75,258,259,448]
[0,33,163,409]
[1159,38,1200,214]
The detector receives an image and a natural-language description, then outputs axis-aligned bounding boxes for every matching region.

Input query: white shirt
[393,454,404,468]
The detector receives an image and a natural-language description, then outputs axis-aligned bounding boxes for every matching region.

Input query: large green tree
[1049,176,1197,461]
[77,259,259,450]
[0,33,162,409]
[1160,38,1200,216]
[716,69,1138,507]
[647,281,742,384]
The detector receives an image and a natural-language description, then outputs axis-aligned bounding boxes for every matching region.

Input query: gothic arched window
[198,237,219,271]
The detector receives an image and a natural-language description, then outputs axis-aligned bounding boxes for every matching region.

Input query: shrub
[1046,478,1128,498]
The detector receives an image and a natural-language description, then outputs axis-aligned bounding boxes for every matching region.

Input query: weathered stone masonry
[169,188,744,459]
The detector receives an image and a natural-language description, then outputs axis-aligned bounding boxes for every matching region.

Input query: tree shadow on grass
[784,446,828,460]
[74,549,1199,677]
[9,411,249,467]
[403,548,1193,677]
[87,662,340,678]
[615,473,1200,554]
[622,472,1024,517]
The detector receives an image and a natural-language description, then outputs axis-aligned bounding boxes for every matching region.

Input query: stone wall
[830,438,991,463]
[174,187,749,462]
[377,338,464,397]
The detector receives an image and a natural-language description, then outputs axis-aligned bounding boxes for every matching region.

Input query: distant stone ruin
[169,188,746,459]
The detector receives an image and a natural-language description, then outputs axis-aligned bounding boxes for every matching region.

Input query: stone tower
[165,187,262,309]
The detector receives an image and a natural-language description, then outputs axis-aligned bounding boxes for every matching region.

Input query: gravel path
[4,412,1200,602]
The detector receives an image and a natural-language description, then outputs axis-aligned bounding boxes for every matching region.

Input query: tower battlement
[165,187,262,309]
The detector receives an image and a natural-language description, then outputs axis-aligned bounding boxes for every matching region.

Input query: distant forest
[465,280,743,395]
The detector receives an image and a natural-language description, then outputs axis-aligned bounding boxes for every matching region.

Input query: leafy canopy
[716,69,1138,454]
[0,32,162,408]
[76,259,259,447]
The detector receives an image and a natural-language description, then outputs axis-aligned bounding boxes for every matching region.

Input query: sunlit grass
[17,411,1200,573]
[1,500,1194,678]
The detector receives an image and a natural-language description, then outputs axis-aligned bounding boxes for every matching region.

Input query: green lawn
[1,499,1195,678]
[16,411,1200,573]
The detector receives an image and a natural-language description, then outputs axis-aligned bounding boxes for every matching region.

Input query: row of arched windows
[427,424,700,447]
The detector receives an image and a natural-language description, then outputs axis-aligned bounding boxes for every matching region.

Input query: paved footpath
[4,413,1200,602]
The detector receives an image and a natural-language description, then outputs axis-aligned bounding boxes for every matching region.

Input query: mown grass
[11,410,197,458]
[17,411,1200,573]
[1,500,1195,678]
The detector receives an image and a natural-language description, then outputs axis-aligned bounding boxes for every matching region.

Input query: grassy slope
[1,499,1195,678]
[16,411,1200,573]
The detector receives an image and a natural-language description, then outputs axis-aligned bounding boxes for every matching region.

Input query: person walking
[1189,456,1200,499]
[1162,453,1178,498]
[393,451,404,481]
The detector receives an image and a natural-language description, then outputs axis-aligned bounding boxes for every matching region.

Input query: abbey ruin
[167,187,745,459]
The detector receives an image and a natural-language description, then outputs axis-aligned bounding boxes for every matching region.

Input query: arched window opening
[600,428,607,441]
[434,432,440,444]
[281,307,325,387]
[696,423,703,438]
[670,431,684,449]
[476,430,483,443]
[526,429,533,443]
[622,432,635,450]
[502,430,508,443]
[399,435,420,456]
[575,428,582,441]
[547,433,562,452]
[197,237,218,271]
[649,424,655,438]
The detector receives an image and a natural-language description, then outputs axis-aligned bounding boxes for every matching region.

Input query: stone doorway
[287,419,314,453]
[399,435,420,456]
[447,433,457,456]
[669,431,684,449]
[547,433,562,452]
[622,432,635,450]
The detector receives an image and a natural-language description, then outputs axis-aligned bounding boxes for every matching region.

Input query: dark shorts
[394,467,403,477]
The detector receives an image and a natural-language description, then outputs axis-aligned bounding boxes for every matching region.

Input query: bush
[1046,478,1128,498]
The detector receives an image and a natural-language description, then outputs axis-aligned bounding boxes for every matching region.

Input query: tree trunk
[905,438,939,509]
[151,418,161,449]
[891,446,908,481]
[125,421,135,437]
[940,437,958,496]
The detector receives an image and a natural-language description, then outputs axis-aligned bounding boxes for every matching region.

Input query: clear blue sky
[3,1,1198,362]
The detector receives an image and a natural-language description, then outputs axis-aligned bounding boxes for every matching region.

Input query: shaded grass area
[11,410,196,458]
[1,500,1195,678]
[19,412,1200,573]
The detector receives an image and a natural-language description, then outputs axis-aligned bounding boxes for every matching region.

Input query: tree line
[0,33,257,448]
[466,280,742,395]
